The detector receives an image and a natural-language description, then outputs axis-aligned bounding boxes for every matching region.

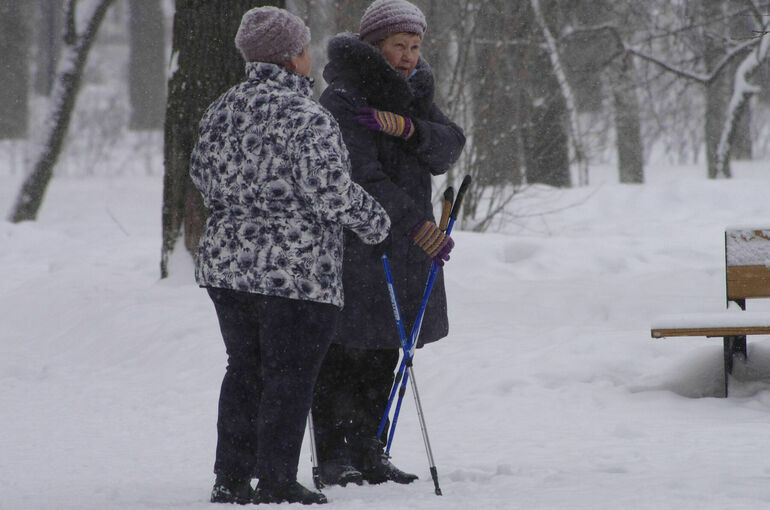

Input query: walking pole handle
[438,187,454,232]
[449,175,472,223]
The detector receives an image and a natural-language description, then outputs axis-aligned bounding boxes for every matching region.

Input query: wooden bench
[651,228,770,397]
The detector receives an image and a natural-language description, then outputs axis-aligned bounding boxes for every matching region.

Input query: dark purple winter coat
[319,33,466,349]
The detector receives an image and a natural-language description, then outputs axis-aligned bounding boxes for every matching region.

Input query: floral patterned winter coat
[190,62,391,308]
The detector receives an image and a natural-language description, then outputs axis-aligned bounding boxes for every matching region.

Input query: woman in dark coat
[311,0,466,487]
[190,7,391,505]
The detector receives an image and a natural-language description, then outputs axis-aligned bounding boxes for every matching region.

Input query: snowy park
[5,1,770,508]
[5,154,770,509]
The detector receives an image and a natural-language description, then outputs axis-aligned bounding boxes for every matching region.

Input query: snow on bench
[651,228,770,396]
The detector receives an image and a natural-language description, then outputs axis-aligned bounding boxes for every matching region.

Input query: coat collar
[323,33,434,115]
[245,61,314,97]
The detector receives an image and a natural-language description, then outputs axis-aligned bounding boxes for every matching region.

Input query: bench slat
[652,326,770,338]
[727,265,770,300]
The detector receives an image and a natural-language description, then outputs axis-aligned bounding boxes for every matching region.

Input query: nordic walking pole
[307,412,324,490]
[384,176,471,448]
[378,187,454,441]
[378,185,459,496]
[383,176,471,496]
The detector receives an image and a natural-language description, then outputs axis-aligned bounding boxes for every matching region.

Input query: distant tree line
[3,0,770,273]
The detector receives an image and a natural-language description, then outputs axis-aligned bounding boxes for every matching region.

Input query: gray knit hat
[235,6,310,64]
[359,0,427,44]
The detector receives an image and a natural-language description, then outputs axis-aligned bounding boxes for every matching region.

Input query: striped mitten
[408,219,454,266]
[355,107,414,140]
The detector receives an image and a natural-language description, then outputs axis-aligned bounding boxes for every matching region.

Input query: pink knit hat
[235,6,310,64]
[359,0,427,44]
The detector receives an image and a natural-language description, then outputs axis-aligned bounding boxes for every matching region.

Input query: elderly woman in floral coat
[311,0,466,488]
[189,7,391,506]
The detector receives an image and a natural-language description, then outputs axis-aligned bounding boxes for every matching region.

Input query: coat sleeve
[321,88,425,236]
[408,102,466,176]
[188,109,215,202]
[292,109,391,246]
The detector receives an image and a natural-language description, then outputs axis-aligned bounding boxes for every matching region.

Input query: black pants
[311,343,399,462]
[208,288,337,482]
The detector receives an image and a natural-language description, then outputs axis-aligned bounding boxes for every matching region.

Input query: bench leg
[722,335,748,397]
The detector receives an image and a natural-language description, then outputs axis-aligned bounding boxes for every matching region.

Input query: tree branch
[561,18,760,85]
[742,0,764,26]
[626,37,757,84]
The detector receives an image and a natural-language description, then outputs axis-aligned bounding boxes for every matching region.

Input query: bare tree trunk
[523,77,571,188]
[730,97,752,160]
[128,0,165,130]
[288,0,328,96]
[562,0,644,183]
[560,0,605,115]
[611,54,644,183]
[470,0,524,189]
[161,0,284,278]
[9,0,115,223]
[703,0,730,178]
[705,68,730,178]
[521,0,570,188]
[531,0,586,185]
[0,1,30,139]
[34,0,63,96]
[727,4,754,161]
[413,0,455,109]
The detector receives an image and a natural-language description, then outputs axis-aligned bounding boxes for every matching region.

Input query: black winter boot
[351,438,418,485]
[253,480,327,505]
[318,458,364,487]
[210,474,253,504]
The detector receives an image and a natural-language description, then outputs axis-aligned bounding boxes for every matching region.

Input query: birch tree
[715,14,770,177]
[9,0,115,223]
[531,0,587,185]
[516,1,571,190]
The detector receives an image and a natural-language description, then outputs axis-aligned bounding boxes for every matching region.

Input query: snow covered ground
[4,156,770,509]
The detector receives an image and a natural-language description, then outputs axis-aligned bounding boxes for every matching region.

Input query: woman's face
[378,33,421,78]
[288,45,312,77]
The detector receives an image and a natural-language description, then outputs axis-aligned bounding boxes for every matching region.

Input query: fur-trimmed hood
[323,32,435,116]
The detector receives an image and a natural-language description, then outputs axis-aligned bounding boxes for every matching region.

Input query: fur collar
[323,33,434,116]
